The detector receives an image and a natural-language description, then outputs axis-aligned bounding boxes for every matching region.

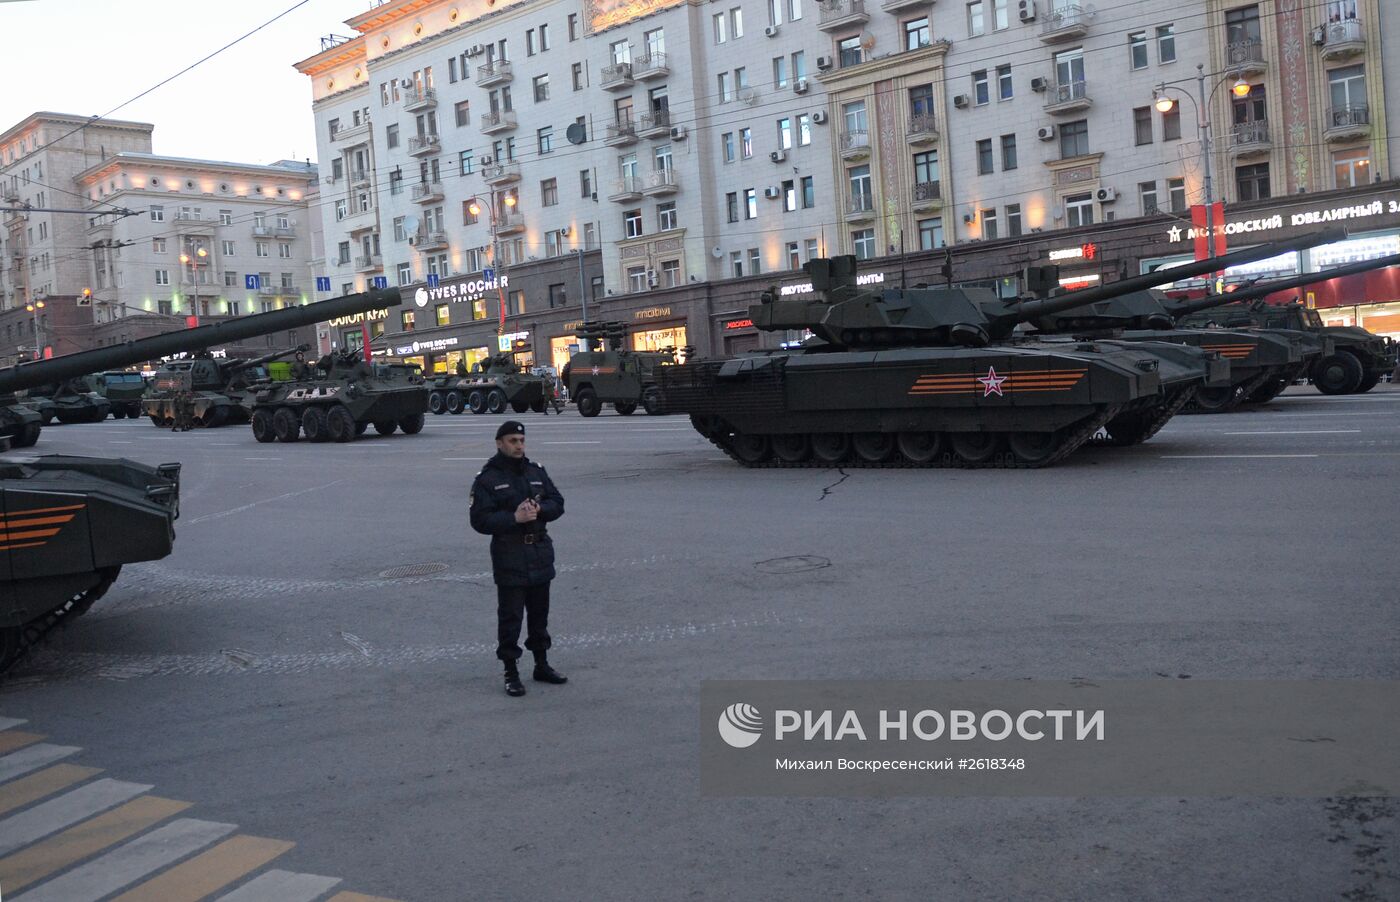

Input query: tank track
[698,406,1122,470]
[0,568,119,675]
[1092,387,1194,447]
[1181,371,1271,414]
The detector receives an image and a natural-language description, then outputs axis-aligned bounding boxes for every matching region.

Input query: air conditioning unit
[770,150,788,163]
[466,44,484,57]
[793,78,809,94]
[816,55,834,70]
[1311,26,1325,46]
[1037,125,1056,141]
[1095,187,1118,203]
[764,24,780,37]
[669,125,688,140]
[764,186,781,199]
[479,155,494,165]
[953,94,970,109]
[1018,0,1036,22]
[647,270,658,287]
[1030,76,1048,92]
[399,78,413,89]
[812,110,829,124]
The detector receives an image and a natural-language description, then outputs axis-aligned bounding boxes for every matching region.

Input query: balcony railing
[633,52,669,80]
[480,110,517,134]
[355,254,383,272]
[913,180,942,204]
[1321,19,1365,60]
[415,230,449,251]
[477,60,513,86]
[610,177,643,201]
[351,168,371,185]
[1226,38,1266,71]
[258,284,280,296]
[643,169,679,195]
[605,119,639,145]
[638,109,671,137]
[1230,120,1270,149]
[274,225,296,238]
[334,121,370,143]
[412,181,444,202]
[492,211,526,235]
[846,194,875,219]
[1325,104,1370,141]
[817,0,869,31]
[600,62,634,90]
[906,114,939,143]
[1040,4,1089,41]
[482,161,522,184]
[1045,79,1091,113]
[252,225,272,237]
[404,87,437,111]
[839,129,870,157]
[408,134,441,155]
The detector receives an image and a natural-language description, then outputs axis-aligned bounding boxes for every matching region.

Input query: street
[3,386,1398,901]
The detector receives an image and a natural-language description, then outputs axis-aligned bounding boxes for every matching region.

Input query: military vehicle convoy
[142,345,306,428]
[426,351,550,415]
[656,231,1345,468]
[560,321,679,416]
[24,379,112,424]
[249,346,428,442]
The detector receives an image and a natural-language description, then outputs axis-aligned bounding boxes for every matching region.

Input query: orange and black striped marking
[1200,343,1257,360]
[909,368,1088,396]
[0,503,85,551]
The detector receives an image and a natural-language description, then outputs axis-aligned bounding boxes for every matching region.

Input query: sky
[0,0,361,166]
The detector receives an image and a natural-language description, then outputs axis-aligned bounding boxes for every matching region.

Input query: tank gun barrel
[0,289,400,395]
[224,343,310,373]
[1165,251,1400,317]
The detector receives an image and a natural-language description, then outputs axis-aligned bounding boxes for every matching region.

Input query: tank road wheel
[1355,371,1382,394]
[896,431,945,464]
[576,388,601,417]
[327,405,357,443]
[950,432,1004,465]
[851,431,896,463]
[467,390,486,414]
[729,433,772,464]
[810,432,852,464]
[615,401,638,416]
[771,433,810,463]
[301,406,330,442]
[373,419,398,436]
[272,407,300,443]
[251,408,276,443]
[1190,385,1243,413]
[1007,431,1066,467]
[486,389,508,414]
[511,400,530,414]
[1312,352,1364,395]
[446,390,465,414]
[642,387,662,415]
[428,392,446,415]
[398,412,426,434]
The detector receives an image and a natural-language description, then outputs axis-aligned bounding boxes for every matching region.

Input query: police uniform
[469,421,567,694]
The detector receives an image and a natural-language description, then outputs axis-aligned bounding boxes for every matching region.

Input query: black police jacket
[469,452,565,586]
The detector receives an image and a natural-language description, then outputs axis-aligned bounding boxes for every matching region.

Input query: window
[782,179,797,212]
[904,17,930,50]
[735,66,748,89]
[740,128,753,159]
[456,151,473,178]
[1134,107,1153,145]
[328,118,340,140]
[910,84,935,117]
[644,27,665,56]
[1000,134,1016,170]
[629,265,649,292]
[526,28,538,55]
[1157,24,1176,63]
[981,208,998,240]
[533,74,550,102]
[1332,148,1370,189]
[463,201,479,225]
[718,71,732,103]
[993,0,1008,29]
[731,7,744,37]
[624,208,643,239]
[256,242,270,258]
[1138,181,1159,214]
[150,205,164,222]
[1225,5,1261,46]
[804,238,819,260]
[913,150,939,189]
[397,263,413,286]
[918,217,944,250]
[1129,32,1148,70]
[1328,65,1366,119]
[997,64,1013,100]
[568,13,579,40]
[1235,163,1270,202]
[976,139,994,175]
[1059,119,1089,158]
[798,113,812,146]
[224,271,237,287]
[968,0,985,36]
[722,132,736,162]
[838,35,862,68]
[580,169,593,198]
[542,178,558,206]
[538,126,553,155]
[778,118,793,150]
[789,0,803,20]
[852,228,875,261]
[842,100,867,137]
[745,188,758,219]
[1064,192,1094,227]
[848,165,871,208]
[773,56,788,89]
[730,252,744,278]
[281,272,293,288]
[154,269,170,286]
[658,202,677,231]
[1167,177,1186,213]
[611,39,630,65]
[222,240,235,255]
[714,11,727,43]
[332,158,344,181]
[452,102,469,130]
[152,238,166,253]
[402,311,415,331]
[278,244,292,259]
[1006,203,1022,238]
[509,289,526,315]
[219,210,233,226]
[338,242,351,265]
[748,248,762,275]
[792,50,806,80]
[972,70,989,106]
[540,23,550,51]
[1162,106,1181,140]
[769,0,782,26]
[572,62,584,91]
[1054,48,1085,96]
[801,176,815,208]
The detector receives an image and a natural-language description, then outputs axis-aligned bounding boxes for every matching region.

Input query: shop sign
[1048,243,1098,262]
[779,272,886,297]
[562,320,584,333]
[394,336,460,355]
[634,306,673,321]
[724,318,755,330]
[498,330,529,351]
[413,276,510,308]
[327,308,388,328]
[1166,197,1400,243]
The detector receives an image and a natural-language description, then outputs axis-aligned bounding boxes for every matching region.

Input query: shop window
[402,310,415,331]
[436,305,450,327]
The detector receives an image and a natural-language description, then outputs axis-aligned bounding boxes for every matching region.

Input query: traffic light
[78,288,93,306]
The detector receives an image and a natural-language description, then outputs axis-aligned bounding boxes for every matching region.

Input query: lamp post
[179,244,208,317]
[467,188,518,340]
[23,299,46,360]
[1153,64,1252,261]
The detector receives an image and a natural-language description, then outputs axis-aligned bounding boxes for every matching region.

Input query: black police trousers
[496,583,552,663]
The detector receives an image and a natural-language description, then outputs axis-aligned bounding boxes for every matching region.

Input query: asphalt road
[3,385,1398,901]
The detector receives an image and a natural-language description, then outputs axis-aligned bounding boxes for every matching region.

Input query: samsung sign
[779,272,886,297]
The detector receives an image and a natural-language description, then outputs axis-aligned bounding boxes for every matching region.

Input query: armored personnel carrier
[249,346,428,442]
[427,350,550,415]
[657,231,1344,468]
[560,321,679,416]
[142,345,306,428]
[25,379,111,424]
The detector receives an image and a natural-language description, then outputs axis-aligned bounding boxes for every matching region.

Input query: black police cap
[496,420,526,439]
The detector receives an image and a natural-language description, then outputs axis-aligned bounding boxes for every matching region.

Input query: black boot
[504,664,526,697]
[532,655,568,685]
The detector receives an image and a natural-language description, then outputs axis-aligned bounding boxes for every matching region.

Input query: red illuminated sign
[1081,242,1097,260]
[724,318,754,330]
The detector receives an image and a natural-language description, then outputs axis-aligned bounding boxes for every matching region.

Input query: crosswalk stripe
[0,796,190,893]
[110,835,295,902]
[0,717,27,731]
[0,731,44,755]
[0,744,81,783]
[0,766,103,819]
[212,868,342,901]
[11,817,237,902]
[0,778,152,857]
[328,892,404,902]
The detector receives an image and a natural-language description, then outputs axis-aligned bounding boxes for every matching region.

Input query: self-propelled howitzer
[142,344,310,428]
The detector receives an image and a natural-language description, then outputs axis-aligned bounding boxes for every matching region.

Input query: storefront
[719,316,761,355]
[327,308,390,353]
[549,322,583,372]
[630,305,687,359]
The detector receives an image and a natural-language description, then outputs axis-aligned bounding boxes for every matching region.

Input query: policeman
[469,421,567,697]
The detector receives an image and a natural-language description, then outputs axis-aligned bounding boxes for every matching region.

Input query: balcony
[482,161,522,186]
[412,181,444,203]
[609,177,644,202]
[415,230,449,251]
[1320,18,1365,61]
[1225,38,1267,76]
[634,52,669,81]
[1040,4,1089,42]
[817,0,869,32]
[643,169,679,196]
[1043,79,1091,114]
[906,114,939,145]
[638,109,671,138]
[492,211,526,236]
[252,225,273,238]
[408,134,441,156]
[334,121,370,144]
[351,168,371,187]
[403,87,437,112]
[85,216,114,235]
[258,284,281,297]
[275,225,296,239]
[480,110,517,135]
[912,180,942,212]
[604,119,639,147]
[355,254,383,272]
[839,129,870,160]
[845,194,875,223]
[600,63,634,91]
[1324,104,1370,142]
[882,0,927,11]
[1229,120,1271,158]
[477,60,513,87]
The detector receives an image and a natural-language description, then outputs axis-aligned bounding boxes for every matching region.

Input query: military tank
[249,345,428,442]
[561,321,679,416]
[25,379,112,424]
[0,398,44,448]
[428,350,550,415]
[142,345,307,428]
[657,231,1346,468]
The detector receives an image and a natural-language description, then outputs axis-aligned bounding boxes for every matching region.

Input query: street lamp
[467,189,518,337]
[1152,64,1252,262]
[179,245,208,316]
[23,299,45,360]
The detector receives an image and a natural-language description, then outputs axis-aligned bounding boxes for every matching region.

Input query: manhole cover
[378,562,450,579]
[754,555,831,574]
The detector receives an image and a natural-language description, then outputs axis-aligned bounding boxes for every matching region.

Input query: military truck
[85,371,146,418]
[560,321,679,416]
[142,345,306,428]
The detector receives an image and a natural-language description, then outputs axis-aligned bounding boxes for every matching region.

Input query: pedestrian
[469,421,568,697]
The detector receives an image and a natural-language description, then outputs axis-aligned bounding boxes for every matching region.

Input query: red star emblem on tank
[591,365,600,376]
[978,366,1007,397]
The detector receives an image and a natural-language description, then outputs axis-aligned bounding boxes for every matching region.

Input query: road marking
[0,765,102,819]
[0,744,81,783]
[1159,454,1320,459]
[108,441,134,444]
[0,778,152,857]
[0,731,43,754]
[1222,429,1362,435]
[540,440,602,444]
[183,480,347,526]
[440,457,478,461]
[211,443,242,446]
[0,796,191,894]
[15,817,237,902]
[111,835,295,902]
[328,894,402,902]
[212,868,341,902]
[241,457,282,461]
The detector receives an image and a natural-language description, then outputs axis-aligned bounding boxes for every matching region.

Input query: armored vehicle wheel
[205,407,230,428]
[446,390,465,414]
[950,432,1003,465]
[301,406,330,442]
[399,412,426,434]
[355,421,369,436]
[772,433,810,463]
[326,405,357,442]
[1355,371,1382,393]
[1191,385,1243,413]
[16,422,42,447]
[251,408,276,443]
[511,400,530,413]
[486,389,508,414]
[373,419,398,436]
[40,411,54,426]
[468,390,486,414]
[1007,431,1066,467]
[896,431,944,464]
[576,388,601,417]
[111,407,125,419]
[428,392,446,415]
[148,415,163,427]
[530,398,546,413]
[1246,377,1291,405]
[1312,352,1364,395]
[642,388,662,415]
[810,432,851,464]
[615,401,638,416]
[852,431,896,463]
[730,433,772,463]
[272,407,301,442]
